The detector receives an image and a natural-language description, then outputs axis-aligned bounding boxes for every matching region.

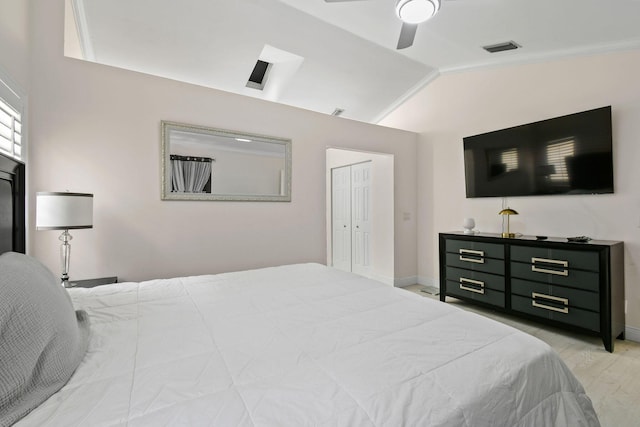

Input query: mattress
[16,263,600,426]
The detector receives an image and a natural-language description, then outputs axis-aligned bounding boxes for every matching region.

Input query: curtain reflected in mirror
[170,155,213,193]
[161,121,291,201]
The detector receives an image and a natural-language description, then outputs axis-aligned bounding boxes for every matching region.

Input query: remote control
[567,236,591,242]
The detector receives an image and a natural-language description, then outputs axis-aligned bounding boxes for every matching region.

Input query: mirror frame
[161,121,292,201]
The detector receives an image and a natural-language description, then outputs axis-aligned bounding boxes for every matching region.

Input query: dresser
[439,232,625,352]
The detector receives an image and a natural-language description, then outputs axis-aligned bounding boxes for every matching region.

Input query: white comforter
[17,263,599,426]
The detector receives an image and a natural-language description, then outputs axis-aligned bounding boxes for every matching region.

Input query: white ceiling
[67,0,640,123]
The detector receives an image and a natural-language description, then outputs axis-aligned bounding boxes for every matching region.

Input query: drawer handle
[531,292,569,314]
[459,277,485,294]
[459,248,485,264]
[531,257,569,276]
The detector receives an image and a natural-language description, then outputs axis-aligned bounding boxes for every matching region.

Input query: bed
[0,156,600,427]
[0,152,24,255]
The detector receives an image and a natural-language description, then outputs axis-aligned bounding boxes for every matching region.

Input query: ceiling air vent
[483,41,520,53]
[246,60,272,90]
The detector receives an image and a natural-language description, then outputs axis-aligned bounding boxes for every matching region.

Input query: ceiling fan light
[396,0,440,24]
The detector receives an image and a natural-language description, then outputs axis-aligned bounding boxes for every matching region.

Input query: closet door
[331,166,352,272]
[351,162,371,277]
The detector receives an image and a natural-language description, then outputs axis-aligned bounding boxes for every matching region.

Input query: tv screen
[463,106,613,198]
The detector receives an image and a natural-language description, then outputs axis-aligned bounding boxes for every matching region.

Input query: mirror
[161,121,291,201]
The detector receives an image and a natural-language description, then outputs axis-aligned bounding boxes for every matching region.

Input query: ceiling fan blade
[397,22,418,49]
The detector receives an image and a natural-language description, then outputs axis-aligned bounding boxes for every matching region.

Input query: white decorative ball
[463,218,475,233]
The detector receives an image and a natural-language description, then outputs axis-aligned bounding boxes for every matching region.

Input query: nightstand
[67,276,118,288]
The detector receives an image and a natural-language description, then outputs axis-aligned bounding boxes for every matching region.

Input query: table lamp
[36,192,93,287]
[499,207,518,238]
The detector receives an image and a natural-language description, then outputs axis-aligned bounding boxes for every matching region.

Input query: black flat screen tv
[463,106,613,198]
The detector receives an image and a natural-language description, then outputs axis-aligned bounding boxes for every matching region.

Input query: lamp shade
[36,192,93,230]
[498,208,519,216]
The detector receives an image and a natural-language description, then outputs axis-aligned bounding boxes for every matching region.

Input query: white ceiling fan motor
[395,0,441,24]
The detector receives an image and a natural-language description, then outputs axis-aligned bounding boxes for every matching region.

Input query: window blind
[0,97,22,160]
[500,148,519,172]
[546,139,574,183]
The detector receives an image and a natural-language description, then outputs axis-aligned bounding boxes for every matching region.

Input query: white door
[332,166,351,272]
[331,162,372,276]
[351,162,372,277]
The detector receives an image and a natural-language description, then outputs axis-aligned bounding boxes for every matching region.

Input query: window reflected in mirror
[161,121,291,201]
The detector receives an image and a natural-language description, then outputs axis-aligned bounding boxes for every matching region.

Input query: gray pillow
[0,252,90,426]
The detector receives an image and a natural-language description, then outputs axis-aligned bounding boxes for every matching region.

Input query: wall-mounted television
[463,106,613,198]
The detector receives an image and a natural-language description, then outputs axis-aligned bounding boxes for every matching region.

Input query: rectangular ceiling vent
[483,41,520,53]
[246,60,272,90]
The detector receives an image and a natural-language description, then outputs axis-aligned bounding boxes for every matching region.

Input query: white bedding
[16,263,599,426]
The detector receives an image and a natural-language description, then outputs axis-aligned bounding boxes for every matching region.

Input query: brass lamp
[499,207,518,238]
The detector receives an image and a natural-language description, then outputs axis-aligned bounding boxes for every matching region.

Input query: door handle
[459,277,485,294]
[531,257,569,276]
[459,248,484,263]
[532,292,569,314]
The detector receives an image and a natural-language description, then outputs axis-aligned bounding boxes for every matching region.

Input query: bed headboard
[0,152,25,254]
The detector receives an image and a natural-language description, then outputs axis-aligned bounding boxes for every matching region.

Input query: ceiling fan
[325,0,441,49]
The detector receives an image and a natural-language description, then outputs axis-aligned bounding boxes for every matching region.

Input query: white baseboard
[361,273,423,288]
[417,276,438,287]
[394,275,418,288]
[368,273,395,286]
[625,325,640,343]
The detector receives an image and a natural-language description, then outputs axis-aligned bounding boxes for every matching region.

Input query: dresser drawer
[511,294,599,332]
[510,261,599,292]
[446,266,505,292]
[511,278,599,312]
[511,246,599,272]
[446,240,505,260]
[446,253,505,275]
[445,280,505,308]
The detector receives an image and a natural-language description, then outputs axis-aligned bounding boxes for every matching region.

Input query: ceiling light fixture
[395,0,440,24]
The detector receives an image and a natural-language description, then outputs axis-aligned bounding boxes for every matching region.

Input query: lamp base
[59,229,72,288]
[502,232,516,238]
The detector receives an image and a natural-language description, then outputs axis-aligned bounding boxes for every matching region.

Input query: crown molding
[439,38,640,75]
[70,0,96,61]
[372,68,440,124]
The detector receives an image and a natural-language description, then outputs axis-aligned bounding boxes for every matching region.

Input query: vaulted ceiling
[65,0,640,123]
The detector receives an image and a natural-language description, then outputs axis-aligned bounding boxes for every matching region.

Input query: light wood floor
[403,285,640,427]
